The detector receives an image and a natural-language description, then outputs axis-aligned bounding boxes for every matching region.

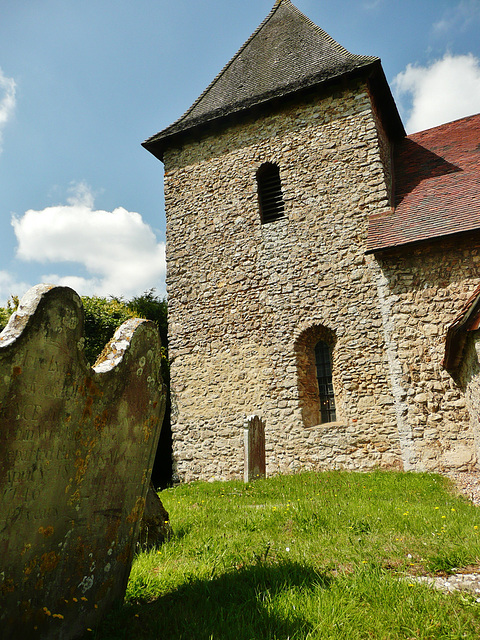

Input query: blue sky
[1,0,480,305]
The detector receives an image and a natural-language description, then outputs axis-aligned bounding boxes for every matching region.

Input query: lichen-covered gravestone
[0,285,166,639]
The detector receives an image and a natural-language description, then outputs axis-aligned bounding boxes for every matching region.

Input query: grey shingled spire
[143,0,384,158]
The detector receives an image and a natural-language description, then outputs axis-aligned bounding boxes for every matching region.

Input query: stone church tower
[144,0,480,481]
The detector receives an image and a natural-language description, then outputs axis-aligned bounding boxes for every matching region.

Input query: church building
[143,0,480,482]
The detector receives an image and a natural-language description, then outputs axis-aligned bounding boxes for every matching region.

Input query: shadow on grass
[93,561,331,640]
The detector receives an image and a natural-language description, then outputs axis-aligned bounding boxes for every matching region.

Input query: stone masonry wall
[375,239,480,472]
[368,86,394,207]
[163,79,404,482]
[459,330,480,462]
[163,77,479,482]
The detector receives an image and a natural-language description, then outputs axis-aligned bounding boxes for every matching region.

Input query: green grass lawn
[94,470,480,639]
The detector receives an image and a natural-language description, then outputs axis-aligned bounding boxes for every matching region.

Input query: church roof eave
[143,59,405,161]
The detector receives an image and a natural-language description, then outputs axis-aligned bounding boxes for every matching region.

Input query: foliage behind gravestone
[127,289,168,351]
[82,290,168,366]
[81,296,138,365]
[0,308,10,331]
[0,296,19,332]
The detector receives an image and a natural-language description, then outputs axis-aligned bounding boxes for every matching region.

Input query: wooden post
[244,415,266,482]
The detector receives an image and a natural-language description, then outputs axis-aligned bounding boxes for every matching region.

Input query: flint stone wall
[164,79,401,482]
[0,284,165,640]
[163,75,479,482]
[459,329,480,461]
[376,239,480,471]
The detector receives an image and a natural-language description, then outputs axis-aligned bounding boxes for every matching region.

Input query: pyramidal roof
[143,0,382,159]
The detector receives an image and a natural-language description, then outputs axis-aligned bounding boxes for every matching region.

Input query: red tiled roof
[367,113,480,252]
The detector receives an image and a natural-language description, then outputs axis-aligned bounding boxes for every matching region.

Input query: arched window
[256,163,285,224]
[315,341,336,422]
[295,325,338,427]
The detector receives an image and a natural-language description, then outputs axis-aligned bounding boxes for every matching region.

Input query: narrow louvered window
[257,163,285,224]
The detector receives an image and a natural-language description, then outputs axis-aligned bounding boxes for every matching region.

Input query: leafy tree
[0,296,19,332]
[82,290,168,370]
[81,296,137,365]
[0,308,10,332]
[126,289,168,350]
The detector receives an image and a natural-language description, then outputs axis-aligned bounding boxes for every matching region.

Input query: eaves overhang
[365,227,480,256]
[143,59,404,162]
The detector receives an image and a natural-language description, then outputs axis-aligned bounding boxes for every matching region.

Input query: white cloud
[11,183,166,299]
[433,0,480,34]
[393,53,480,133]
[0,68,16,152]
[66,181,95,209]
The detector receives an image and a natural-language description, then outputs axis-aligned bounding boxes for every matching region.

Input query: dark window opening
[315,340,336,422]
[257,163,285,224]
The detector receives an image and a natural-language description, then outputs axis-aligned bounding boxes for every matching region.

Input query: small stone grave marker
[0,285,165,639]
[244,415,266,482]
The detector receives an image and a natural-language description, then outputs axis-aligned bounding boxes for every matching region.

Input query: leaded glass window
[315,340,336,422]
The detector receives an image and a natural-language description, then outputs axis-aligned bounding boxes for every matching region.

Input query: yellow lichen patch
[21,543,32,556]
[74,456,87,477]
[94,409,109,432]
[73,450,93,485]
[68,489,80,505]
[24,557,38,577]
[38,526,54,537]
[143,415,159,442]
[126,497,146,524]
[143,420,152,442]
[39,551,59,573]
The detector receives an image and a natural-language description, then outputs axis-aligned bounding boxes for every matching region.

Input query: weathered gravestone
[0,284,166,639]
[244,415,266,482]
[138,481,172,550]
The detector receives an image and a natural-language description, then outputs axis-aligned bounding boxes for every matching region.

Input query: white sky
[0,0,480,305]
